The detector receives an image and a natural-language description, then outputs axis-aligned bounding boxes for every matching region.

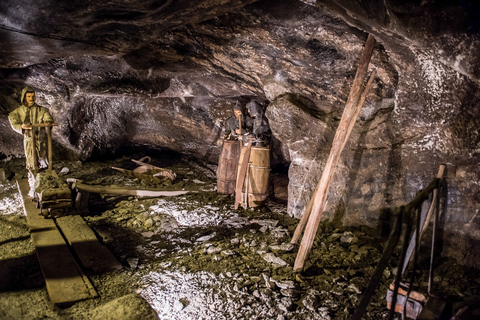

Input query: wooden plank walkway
[17,179,98,306]
[56,215,122,274]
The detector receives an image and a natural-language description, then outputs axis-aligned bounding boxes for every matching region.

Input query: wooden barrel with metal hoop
[237,145,270,208]
[217,140,241,194]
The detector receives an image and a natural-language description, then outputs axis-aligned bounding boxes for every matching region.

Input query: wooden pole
[291,184,319,244]
[419,164,445,240]
[238,114,242,137]
[400,164,445,275]
[46,126,53,173]
[29,123,57,172]
[235,138,253,209]
[294,34,376,271]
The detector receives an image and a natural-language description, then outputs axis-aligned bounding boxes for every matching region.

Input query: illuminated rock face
[0,0,479,264]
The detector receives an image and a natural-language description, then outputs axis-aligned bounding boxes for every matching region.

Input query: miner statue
[245,100,270,146]
[224,101,248,140]
[223,100,270,146]
[9,86,55,197]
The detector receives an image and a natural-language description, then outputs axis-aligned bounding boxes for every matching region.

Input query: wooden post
[30,127,38,173]
[238,114,242,137]
[293,34,376,271]
[235,138,253,209]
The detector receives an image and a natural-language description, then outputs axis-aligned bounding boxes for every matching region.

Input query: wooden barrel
[237,145,270,208]
[217,140,241,194]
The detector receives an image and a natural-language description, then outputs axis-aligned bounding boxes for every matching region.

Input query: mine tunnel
[1,0,480,319]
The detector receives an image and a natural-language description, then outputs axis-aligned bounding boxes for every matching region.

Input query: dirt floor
[1,152,480,320]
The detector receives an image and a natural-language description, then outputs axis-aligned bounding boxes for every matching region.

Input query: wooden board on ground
[17,179,98,306]
[56,215,122,274]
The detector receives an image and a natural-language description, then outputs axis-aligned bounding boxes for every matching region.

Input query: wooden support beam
[294,34,376,271]
[291,69,377,245]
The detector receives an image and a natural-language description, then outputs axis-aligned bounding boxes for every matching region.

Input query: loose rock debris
[1,156,480,319]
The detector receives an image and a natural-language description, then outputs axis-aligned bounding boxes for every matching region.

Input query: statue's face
[25,92,35,106]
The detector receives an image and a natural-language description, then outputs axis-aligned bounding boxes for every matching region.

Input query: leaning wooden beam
[400,164,445,275]
[291,184,319,244]
[291,69,377,245]
[294,34,376,271]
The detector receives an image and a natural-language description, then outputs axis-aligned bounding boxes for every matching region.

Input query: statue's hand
[22,123,32,129]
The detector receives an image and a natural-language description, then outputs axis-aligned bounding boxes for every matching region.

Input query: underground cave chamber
[1,0,480,319]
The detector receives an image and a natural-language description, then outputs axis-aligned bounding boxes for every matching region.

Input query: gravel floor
[1,155,478,319]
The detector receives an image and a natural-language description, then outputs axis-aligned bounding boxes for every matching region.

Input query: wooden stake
[294,34,376,271]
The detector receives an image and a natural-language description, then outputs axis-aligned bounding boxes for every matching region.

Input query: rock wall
[0,0,479,266]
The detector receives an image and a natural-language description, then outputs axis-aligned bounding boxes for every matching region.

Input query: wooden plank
[17,179,98,306]
[67,179,193,197]
[294,34,376,271]
[56,215,122,274]
[234,139,253,209]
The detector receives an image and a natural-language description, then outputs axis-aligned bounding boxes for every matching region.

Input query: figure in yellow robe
[9,86,54,196]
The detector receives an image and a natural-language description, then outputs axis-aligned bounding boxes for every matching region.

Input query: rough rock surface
[90,293,158,320]
[0,0,479,266]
